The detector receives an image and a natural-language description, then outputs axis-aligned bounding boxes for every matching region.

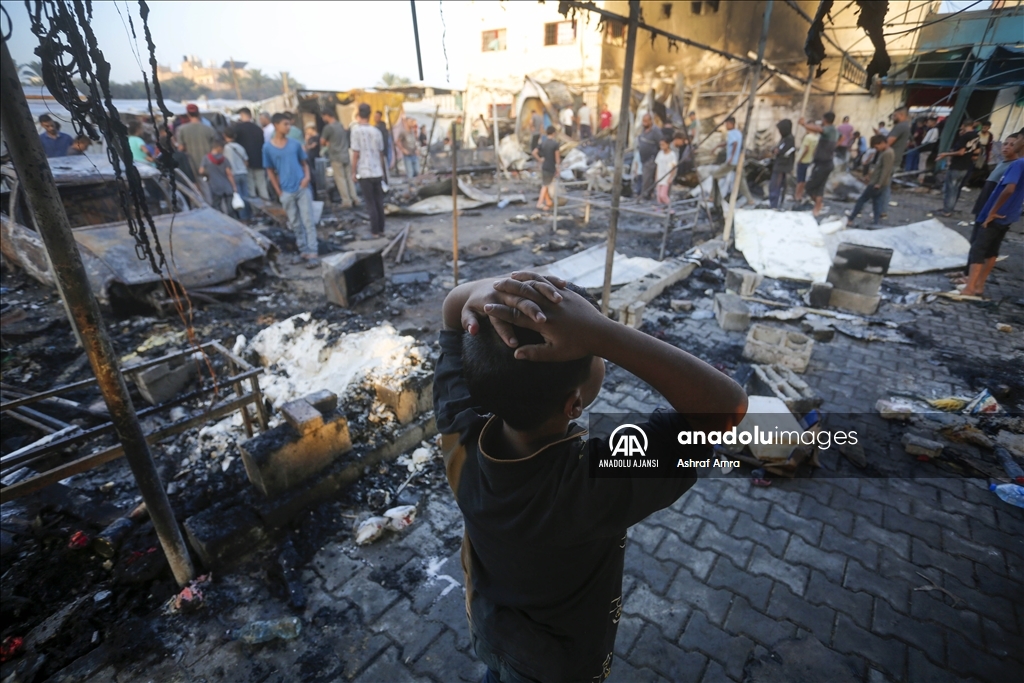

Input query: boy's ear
[563,389,583,420]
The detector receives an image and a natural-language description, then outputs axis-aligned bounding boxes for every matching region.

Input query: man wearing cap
[38,115,73,158]
[176,104,217,202]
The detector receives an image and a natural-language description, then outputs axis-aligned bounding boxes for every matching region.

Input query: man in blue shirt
[962,132,1024,298]
[263,113,318,268]
[711,116,754,205]
[39,115,73,158]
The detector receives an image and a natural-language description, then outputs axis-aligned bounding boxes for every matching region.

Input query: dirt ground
[1,167,1021,682]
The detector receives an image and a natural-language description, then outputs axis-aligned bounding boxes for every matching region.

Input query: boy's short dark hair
[673,132,686,141]
[128,120,143,135]
[546,125,556,135]
[39,114,53,123]
[462,283,598,431]
[823,112,836,123]
[358,103,372,119]
[236,107,252,116]
[724,116,736,125]
[870,134,885,146]
[223,126,237,140]
[271,112,289,125]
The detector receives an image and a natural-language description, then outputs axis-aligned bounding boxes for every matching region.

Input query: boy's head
[823,112,836,124]
[1003,134,1020,160]
[210,138,225,153]
[672,132,686,146]
[546,125,556,135]
[223,127,236,141]
[271,112,291,134]
[128,120,143,136]
[462,283,605,431]
[870,134,887,149]
[724,116,735,130]
[237,107,252,121]
[960,118,974,133]
[71,135,91,152]
[357,103,371,121]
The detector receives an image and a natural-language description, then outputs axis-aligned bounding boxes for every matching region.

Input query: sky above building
[6,0,990,95]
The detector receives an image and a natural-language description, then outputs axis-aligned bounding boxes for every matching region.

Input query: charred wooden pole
[410,0,424,81]
[600,0,640,316]
[451,121,460,285]
[0,37,195,586]
[723,0,773,243]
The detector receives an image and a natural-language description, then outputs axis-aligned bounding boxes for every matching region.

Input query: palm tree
[380,72,412,87]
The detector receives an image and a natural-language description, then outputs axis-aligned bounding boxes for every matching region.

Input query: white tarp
[734,210,832,282]
[825,219,971,275]
[735,211,973,282]
[536,243,663,288]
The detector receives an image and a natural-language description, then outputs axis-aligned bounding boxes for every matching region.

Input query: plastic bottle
[233,617,302,644]
[989,483,1024,509]
[994,447,1024,485]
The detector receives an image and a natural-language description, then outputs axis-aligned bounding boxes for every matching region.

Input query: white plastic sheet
[536,244,663,288]
[825,219,971,275]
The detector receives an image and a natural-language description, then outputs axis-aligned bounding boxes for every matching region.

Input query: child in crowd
[198,138,237,215]
[654,138,677,209]
[436,271,747,682]
[223,127,251,221]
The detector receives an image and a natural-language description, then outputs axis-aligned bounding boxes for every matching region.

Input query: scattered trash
[67,530,90,550]
[927,397,968,412]
[751,468,771,486]
[232,616,302,645]
[274,539,307,610]
[92,517,135,559]
[670,299,693,312]
[996,323,1012,333]
[354,517,389,545]
[963,388,1001,415]
[995,446,1024,485]
[901,433,944,461]
[0,636,24,663]
[383,505,417,531]
[990,483,1024,508]
[166,574,210,614]
[396,447,434,473]
[93,590,112,606]
[876,398,915,420]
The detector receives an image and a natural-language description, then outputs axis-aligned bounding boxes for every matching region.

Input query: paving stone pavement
[94,192,1022,683]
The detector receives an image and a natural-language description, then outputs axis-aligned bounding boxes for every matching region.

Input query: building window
[662,3,673,18]
[544,21,576,46]
[604,19,625,46]
[482,29,506,52]
[691,1,719,14]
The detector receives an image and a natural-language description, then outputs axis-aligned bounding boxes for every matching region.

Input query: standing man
[969,119,994,185]
[599,105,613,132]
[578,102,592,140]
[798,112,839,217]
[637,113,663,201]
[38,115,73,158]
[847,135,894,226]
[768,119,795,209]
[263,113,318,268]
[936,119,978,217]
[532,126,561,211]
[176,103,217,202]
[351,103,388,236]
[793,126,819,205]
[836,115,854,161]
[559,106,575,139]
[962,136,1024,297]
[711,116,754,206]
[320,110,359,208]
[235,108,270,201]
[397,117,421,178]
[917,116,939,182]
[530,110,544,151]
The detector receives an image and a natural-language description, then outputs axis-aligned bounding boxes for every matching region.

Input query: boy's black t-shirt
[434,330,708,682]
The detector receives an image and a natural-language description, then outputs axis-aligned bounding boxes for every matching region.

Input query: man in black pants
[350,103,387,235]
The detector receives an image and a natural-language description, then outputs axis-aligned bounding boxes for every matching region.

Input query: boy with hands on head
[435,272,747,682]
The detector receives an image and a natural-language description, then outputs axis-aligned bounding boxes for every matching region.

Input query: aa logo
[609,424,648,458]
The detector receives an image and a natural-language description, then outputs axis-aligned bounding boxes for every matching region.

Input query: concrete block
[280,398,324,436]
[876,398,914,420]
[901,433,944,459]
[134,359,196,405]
[725,268,763,296]
[828,288,880,315]
[374,371,434,425]
[304,389,338,414]
[606,259,697,323]
[742,324,814,373]
[832,243,893,274]
[714,293,751,331]
[322,250,384,307]
[735,395,804,463]
[184,504,266,569]
[808,282,833,308]
[826,267,884,298]
[749,364,822,415]
[670,299,693,312]
[240,404,352,497]
[623,300,646,329]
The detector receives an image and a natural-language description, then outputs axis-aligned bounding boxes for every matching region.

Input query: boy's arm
[489,275,747,432]
[799,117,823,134]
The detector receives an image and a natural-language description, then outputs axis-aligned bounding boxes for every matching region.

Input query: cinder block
[714,293,751,331]
[304,389,338,414]
[606,259,697,322]
[742,324,814,373]
[240,403,352,497]
[901,433,943,459]
[623,300,646,329]
[828,288,880,315]
[832,243,893,274]
[826,267,884,298]
[134,359,196,405]
[735,395,804,462]
[670,299,693,312]
[184,504,266,569]
[749,364,822,414]
[322,250,385,307]
[801,318,835,342]
[280,398,324,436]
[725,268,763,297]
[808,281,833,308]
[374,371,433,425]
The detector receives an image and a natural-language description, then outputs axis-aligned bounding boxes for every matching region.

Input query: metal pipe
[600,0,640,317]
[0,37,194,586]
[410,1,424,82]
[723,1,774,243]
[451,121,459,286]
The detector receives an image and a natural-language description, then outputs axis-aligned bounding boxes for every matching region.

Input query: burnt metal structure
[0,36,195,586]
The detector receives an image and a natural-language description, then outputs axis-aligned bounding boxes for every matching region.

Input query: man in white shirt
[559,106,575,138]
[350,103,388,235]
[578,104,592,139]
[261,113,274,144]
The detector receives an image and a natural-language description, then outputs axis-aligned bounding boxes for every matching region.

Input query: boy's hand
[487,277,610,361]
[454,273,566,347]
